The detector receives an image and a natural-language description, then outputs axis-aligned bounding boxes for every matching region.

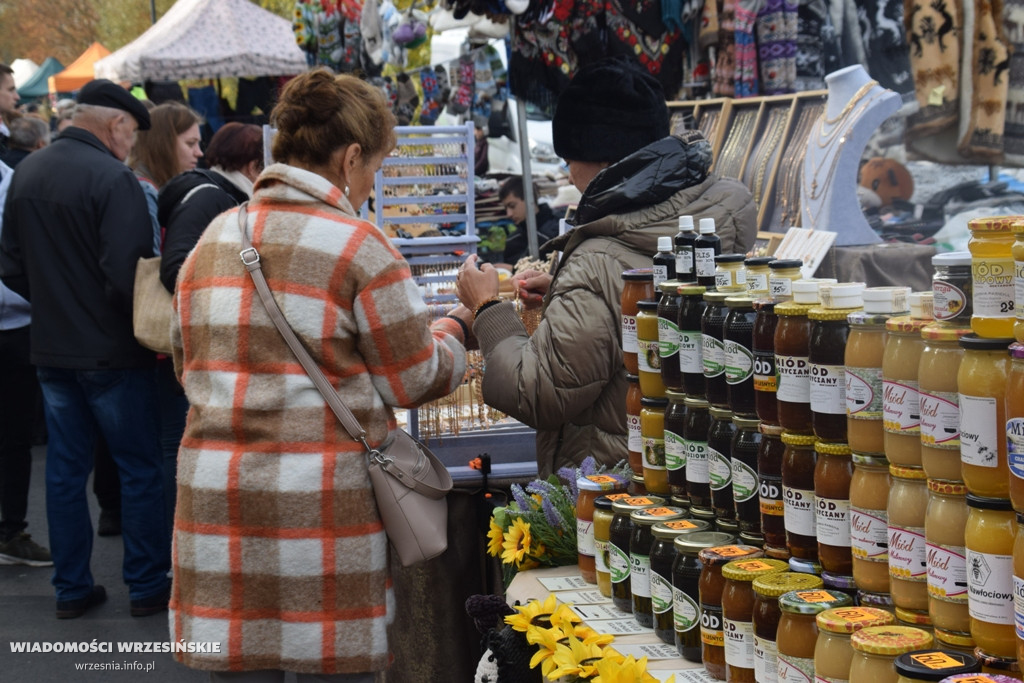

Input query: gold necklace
[804,90,888,200]
[777,102,823,227]
[821,79,879,125]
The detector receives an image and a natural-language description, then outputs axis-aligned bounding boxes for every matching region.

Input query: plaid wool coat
[167,164,467,673]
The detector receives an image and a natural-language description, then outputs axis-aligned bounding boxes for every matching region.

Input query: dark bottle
[808,307,854,441]
[724,296,757,418]
[683,397,713,510]
[702,292,730,409]
[757,423,788,558]
[658,281,683,391]
[678,285,708,398]
[665,390,688,498]
[653,236,676,289]
[675,215,698,284]
[752,300,779,425]
[780,432,818,561]
[707,407,737,522]
[731,416,763,535]
[609,496,665,613]
[672,531,737,662]
[694,217,722,288]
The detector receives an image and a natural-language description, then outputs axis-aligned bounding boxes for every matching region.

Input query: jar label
[677,250,694,276]
[716,271,734,290]
[845,366,882,418]
[933,280,968,322]
[754,636,778,683]
[643,436,665,471]
[760,475,784,516]
[748,273,769,294]
[726,340,755,385]
[680,330,704,373]
[926,541,967,601]
[814,497,851,547]
[638,338,661,373]
[666,429,686,472]
[686,440,710,484]
[623,315,638,354]
[1017,259,1024,320]
[920,390,960,448]
[887,525,926,580]
[700,603,725,646]
[733,458,759,503]
[777,355,811,403]
[709,448,733,491]
[696,248,716,278]
[659,317,681,358]
[883,380,921,433]
[850,507,888,561]
[754,350,778,393]
[653,265,669,289]
[1007,418,1024,480]
[724,618,755,669]
[651,570,673,614]
[965,549,1013,625]
[595,539,609,573]
[777,654,814,683]
[577,517,595,557]
[959,394,999,468]
[703,334,726,377]
[769,277,794,299]
[631,553,651,597]
[628,413,642,453]
[1014,574,1024,639]
[609,542,630,583]
[972,257,1014,318]
[673,587,700,631]
[783,486,816,536]
[809,363,846,415]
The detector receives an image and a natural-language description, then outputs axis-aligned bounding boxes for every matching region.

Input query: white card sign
[772,227,838,279]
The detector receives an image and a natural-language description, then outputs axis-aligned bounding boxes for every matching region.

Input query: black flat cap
[77,79,151,130]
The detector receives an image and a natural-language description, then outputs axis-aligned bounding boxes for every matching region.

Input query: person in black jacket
[498,175,562,264]
[0,79,170,619]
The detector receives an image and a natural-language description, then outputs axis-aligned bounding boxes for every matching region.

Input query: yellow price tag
[910,652,964,670]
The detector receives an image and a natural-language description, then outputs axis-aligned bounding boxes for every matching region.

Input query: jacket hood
[157,168,248,226]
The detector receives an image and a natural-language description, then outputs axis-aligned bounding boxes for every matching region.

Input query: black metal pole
[150,0,157,24]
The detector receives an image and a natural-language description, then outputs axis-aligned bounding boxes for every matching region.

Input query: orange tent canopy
[48,42,111,94]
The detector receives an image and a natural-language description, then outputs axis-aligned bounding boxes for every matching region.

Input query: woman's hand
[456,254,499,311]
[511,269,552,309]
[447,304,478,350]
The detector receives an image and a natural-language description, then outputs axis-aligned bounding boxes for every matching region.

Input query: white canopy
[11,59,39,88]
[94,0,307,82]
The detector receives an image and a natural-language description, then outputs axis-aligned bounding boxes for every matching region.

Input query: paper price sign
[710,546,751,557]
[732,560,780,572]
[910,652,965,670]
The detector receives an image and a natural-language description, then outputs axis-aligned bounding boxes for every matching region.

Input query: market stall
[47,42,109,95]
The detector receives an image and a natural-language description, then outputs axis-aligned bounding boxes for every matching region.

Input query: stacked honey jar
[570,214,1024,683]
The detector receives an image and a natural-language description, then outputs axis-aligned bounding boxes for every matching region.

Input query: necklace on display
[803,90,888,203]
[821,79,879,126]
[816,80,880,147]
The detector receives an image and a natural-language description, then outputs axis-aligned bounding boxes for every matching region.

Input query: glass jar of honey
[723,558,791,683]
[815,606,896,683]
[705,291,732,409]
[685,396,713,509]
[925,479,970,634]
[577,473,630,583]
[759,423,788,557]
[810,294,862,441]
[622,268,655,375]
[626,372,644,473]
[888,465,930,612]
[1006,343,1024,512]
[753,573,825,683]
[781,432,818,561]
[674,531,738,662]
[851,453,892,594]
[709,407,737,523]
[883,316,931,467]
[918,325,970,482]
[732,416,762,535]
[717,254,749,293]
[631,505,688,627]
[595,493,633,597]
[746,257,773,298]
[701,545,767,679]
[609,495,665,613]
[964,495,1016,658]
[641,397,670,495]
[932,252,973,328]
[957,335,1013,498]
[777,589,855,683]
[893,650,980,683]
[815,441,854,576]
[1014,219,1024,342]
[638,299,666,398]
[769,260,804,302]
[679,285,709,398]
[775,302,816,433]
[849,626,934,683]
[967,216,1016,339]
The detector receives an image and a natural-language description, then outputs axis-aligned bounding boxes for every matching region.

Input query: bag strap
[236,204,448,497]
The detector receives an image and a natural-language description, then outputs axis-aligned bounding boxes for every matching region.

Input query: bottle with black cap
[675,215,698,284]
[695,218,722,288]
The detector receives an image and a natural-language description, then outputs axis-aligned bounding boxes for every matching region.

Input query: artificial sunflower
[486,518,504,557]
[525,624,567,678]
[505,594,559,633]
[591,654,659,683]
[549,602,583,631]
[501,518,533,565]
[547,633,609,679]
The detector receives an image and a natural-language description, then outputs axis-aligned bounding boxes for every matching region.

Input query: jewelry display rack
[668,91,827,232]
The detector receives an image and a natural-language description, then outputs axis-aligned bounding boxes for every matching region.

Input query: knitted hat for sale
[552,55,670,164]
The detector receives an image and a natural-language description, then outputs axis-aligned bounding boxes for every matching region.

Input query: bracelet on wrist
[474,296,503,318]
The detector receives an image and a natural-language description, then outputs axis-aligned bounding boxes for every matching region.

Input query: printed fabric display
[756,0,797,94]
[605,0,687,99]
[858,0,916,99]
[733,0,762,97]
[904,0,962,137]
[713,0,739,96]
[958,0,1010,159]
[1005,0,1024,164]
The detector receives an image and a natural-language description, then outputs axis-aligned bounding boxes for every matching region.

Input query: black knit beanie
[552,55,670,164]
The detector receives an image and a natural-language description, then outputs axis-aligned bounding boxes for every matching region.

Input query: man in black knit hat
[456,55,757,477]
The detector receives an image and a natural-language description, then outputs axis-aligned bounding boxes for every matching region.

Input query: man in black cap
[456,56,757,478]
[0,79,171,619]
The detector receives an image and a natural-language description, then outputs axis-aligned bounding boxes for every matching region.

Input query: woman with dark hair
[167,68,472,680]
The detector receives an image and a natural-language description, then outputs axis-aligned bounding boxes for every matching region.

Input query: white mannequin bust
[801,65,900,245]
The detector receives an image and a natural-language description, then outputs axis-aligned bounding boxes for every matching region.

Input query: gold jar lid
[816,442,852,456]
[816,606,895,633]
[887,316,931,334]
[630,506,688,526]
[775,302,816,317]
[751,571,824,598]
[927,479,967,495]
[921,324,972,342]
[759,423,785,436]
[781,432,817,446]
[808,306,862,321]
[851,625,934,655]
[722,558,789,581]
[894,606,933,626]
[890,464,927,480]
[611,496,666,514]
[968,215,1016,232]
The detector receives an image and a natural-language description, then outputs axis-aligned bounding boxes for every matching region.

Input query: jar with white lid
[793,278,838,305]
[819,282,868,310]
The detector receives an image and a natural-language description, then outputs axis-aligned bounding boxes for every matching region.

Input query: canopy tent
[49,42,110,94]
[17,57,64,98]
[11,59,39,89]
[94,0,307,82]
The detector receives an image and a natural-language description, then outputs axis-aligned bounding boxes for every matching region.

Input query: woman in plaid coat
[167,69,473,680]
